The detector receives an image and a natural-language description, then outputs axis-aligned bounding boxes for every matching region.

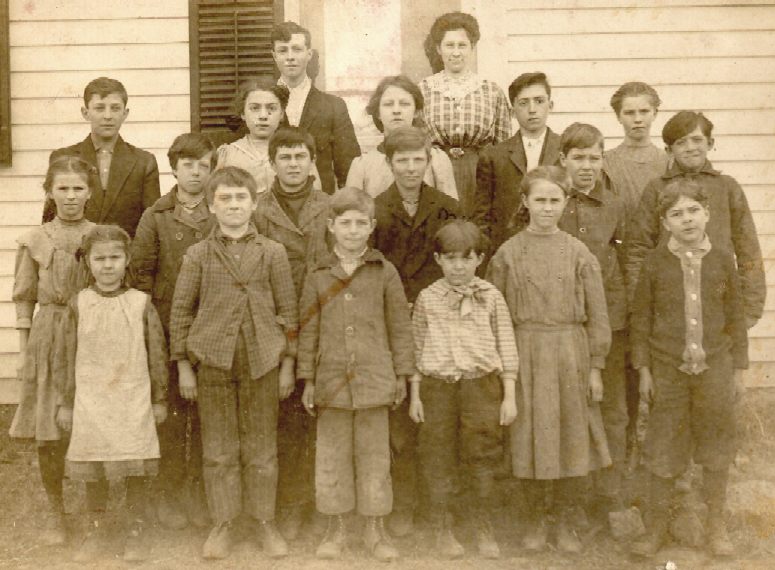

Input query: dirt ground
[1,392,775,570]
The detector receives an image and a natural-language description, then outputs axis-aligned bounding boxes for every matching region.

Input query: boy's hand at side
[408,376,424,423]
[177,360,198,401]
[393,376,408,409]
[279,356,295,400]
[153,403,168,425]
[588,368,604,403]
[56,407,73,431]
[500,378,517,425]
[639,366,654,405]
[734,369,746,403]
[302,381,316,416]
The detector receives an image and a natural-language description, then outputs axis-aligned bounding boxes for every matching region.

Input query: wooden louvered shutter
[189,0,283,147]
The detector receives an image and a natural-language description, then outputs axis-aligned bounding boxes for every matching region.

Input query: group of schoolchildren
[9,20,764,567]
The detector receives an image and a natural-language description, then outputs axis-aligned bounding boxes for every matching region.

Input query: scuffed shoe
[123,518,150,562]
[41,510,67,546]
[475,515,500,559]
[363,516,399,562]
[202,521,233,560]
[433,511,464,560]
[316,515,346,559]
[522,517,549,552]
[258,519,288,559]
[556,514,582,554]
[73,519,103,563]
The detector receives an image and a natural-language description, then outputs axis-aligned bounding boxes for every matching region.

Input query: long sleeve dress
[487,230,612,479]
[9,217,94,442]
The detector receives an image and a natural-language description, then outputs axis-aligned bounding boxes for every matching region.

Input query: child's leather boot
[431,509,464,559]
[258,519,288,558]
[73,517,103,563]
[123,517,150,562]
[202,520,234,560]
[316,515,346,559]
[556,508,583,553]
[363,516,399,561]
[630,474,673,559]
[473,508,500,558]
[41,495,66,546]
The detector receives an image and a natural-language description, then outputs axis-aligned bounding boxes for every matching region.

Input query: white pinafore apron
[67,288,159,462]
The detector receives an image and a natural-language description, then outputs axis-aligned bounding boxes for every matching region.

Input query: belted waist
[437,144,482,159]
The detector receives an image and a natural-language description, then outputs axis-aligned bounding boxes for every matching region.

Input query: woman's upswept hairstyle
[424,12,480,73]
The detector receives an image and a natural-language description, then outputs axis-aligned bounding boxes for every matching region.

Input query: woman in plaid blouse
[420,12,512,217]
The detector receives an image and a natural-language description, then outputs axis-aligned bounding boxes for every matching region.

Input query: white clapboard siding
[0,0,190,391]
[469,0,775,384]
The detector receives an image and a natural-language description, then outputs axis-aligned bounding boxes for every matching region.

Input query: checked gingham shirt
[412,277,518,382]
[419,71,512,150]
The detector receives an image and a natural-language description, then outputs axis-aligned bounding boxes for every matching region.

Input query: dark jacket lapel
[299,86,321,132]
[100,137,136,221]
[540,128,562,166]
[507,135,528,175]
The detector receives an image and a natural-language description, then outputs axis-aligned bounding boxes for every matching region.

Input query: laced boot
[704,468,733,558]
[123,516,150,562]
[474,509,500,559]
[630,474,673,559]
[258,519,288,558]
[202,520,234,560]
[41,493,66,546]
[363,516,399,562]
[556,508,583,554]
[316,515,346,559]
[73,516,104,563]
[431,509,464,559]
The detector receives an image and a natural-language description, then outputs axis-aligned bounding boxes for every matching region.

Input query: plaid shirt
[169,225,298,379]
[419,72,511,149]
[412,277,518,382]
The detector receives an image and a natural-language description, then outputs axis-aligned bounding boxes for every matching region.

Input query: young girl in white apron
[55,225,168,563]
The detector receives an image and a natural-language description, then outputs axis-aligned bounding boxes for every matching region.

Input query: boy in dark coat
[371,126,458,537]
[629,179,748,560]
[130,133,216,530]
[44,77,160,237]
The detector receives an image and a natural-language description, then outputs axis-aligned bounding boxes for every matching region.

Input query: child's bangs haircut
[204,166,258,205]
[44,155,97,195]
[83,77,128,106]
[329,186,374,219]
[560,122,605,155]
[508,72,551,104]
[520,165,572,197]
[383,126,431,161]
[268,126,317,162]
[609,82,661,115]
[232,76,290,117]
[81,224,132,258]
[434,219,489,257]
[658,178,709,219]
[662,111,714,146]
[366,75,424,133]
[168,133,217,170]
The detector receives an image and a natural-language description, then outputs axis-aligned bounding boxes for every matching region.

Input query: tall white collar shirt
[521,129,547,173]
[279,74,312,127]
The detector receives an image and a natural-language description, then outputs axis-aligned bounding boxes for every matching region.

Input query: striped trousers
[197,337,279,523]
